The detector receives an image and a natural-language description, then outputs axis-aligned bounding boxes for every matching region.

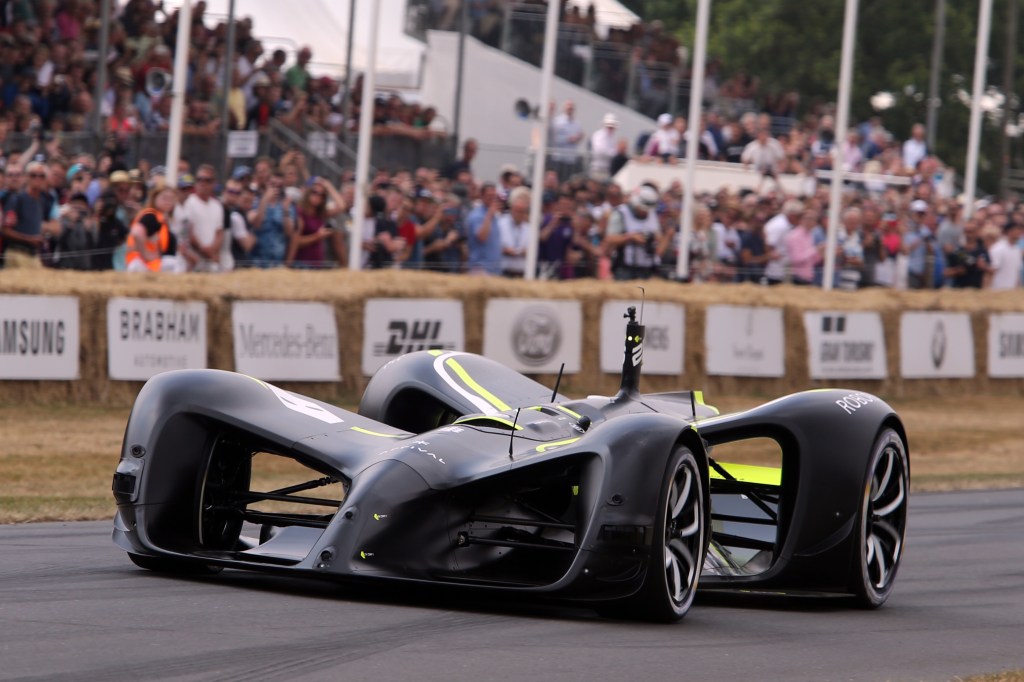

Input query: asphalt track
[1,490,1022,682]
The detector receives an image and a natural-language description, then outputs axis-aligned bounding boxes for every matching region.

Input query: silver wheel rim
[864,439,908,594]
[665,456,703,607]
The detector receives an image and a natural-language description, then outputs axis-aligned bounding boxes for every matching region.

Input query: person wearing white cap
[589,113,620,180]
[643,113,680,160]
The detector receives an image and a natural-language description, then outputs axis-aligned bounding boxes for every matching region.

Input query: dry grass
[954,672,1024,682]
[3,392,1023,523]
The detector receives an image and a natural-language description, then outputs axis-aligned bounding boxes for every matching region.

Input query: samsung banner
[232,301,340,381]
[900,312,974,378]
[804,311,887,379]
[362,298,464,376]
[107,298,207,380]
[483,299,582,373]
[988,313,1024,378]
[600,300,683,375]
[705,305,785,377]
[0,295,79,379]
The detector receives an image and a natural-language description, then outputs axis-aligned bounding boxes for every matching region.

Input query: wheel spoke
[670,468,692,520]
[872,448,894,503]
[874,476,905,518]
[667,553,683,601]
[873,520,902,561]
[677,517,700,538]
[870,535,888,588]
[669,538,696,586]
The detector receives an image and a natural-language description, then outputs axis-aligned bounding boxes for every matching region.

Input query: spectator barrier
[2,270,1023,408]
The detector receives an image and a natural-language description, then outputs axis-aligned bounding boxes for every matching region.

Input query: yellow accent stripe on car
[455,416,523,430]
[709,462,782,486]
[350,426,403,438]
[428,349,444,356]
[444,358,511,412]
[693,391,720,415]
[536,437,580,452]
[554,404,583,419]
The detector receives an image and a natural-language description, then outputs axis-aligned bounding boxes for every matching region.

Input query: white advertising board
[0,295,79,379]
[704,305,785,377]
[483,299,582,373]
[600,301,684,375]
[900,312,974,378]
[107,298,207,380]
[804,311,887,379]
[362,298,464,376]
[988,313,1024,378]
[232,301,340,381]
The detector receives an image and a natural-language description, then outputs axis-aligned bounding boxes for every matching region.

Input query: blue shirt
[466,203,502,275]
[252,201,295,266]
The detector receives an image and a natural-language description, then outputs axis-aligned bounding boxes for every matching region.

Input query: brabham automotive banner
[988,312,1024,378]
[704,305,785,377]
[599,300,684,375]
[804,311,887,379]
[900,312,974,378]
[107,298,208,380]
[362,298,464,376]
[232,301,340,381]
[0,295,79,380]
[483,299,581,373]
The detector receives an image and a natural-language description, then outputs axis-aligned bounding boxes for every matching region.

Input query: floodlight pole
[92,0,111,137]
[823,0,859,291]
[964,0,993,219]
[166,0,192,189]
[677,0,710,281]
[524,0,560,281]
[926,0,946,151]
[350,0,381,271]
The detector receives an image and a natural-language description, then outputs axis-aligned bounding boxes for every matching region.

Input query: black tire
[850,427,909,608]
[606,446,708,622]
[128,553,222,575]
[197,438,251,551]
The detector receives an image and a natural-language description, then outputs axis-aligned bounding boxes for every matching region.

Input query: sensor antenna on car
[508,406,521,460]
[551,362,565,402]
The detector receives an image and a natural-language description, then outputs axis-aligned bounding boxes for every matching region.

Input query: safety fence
[1,270,1023,407]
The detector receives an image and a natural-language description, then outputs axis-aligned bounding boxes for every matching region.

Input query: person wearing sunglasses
[179,164,226,271]
[286,177,347,268]
[2,161,60,269]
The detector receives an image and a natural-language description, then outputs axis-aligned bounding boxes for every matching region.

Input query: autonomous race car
[112,305,909,622]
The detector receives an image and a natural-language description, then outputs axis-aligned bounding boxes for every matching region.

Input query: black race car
[112,305,909,621]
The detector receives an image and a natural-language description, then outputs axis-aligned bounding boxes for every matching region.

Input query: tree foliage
[622,0,1024,193]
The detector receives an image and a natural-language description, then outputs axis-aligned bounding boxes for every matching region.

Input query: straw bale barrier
[2,268,1024,408]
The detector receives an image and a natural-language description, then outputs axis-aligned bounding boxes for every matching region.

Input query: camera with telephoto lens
[644,232,657,255]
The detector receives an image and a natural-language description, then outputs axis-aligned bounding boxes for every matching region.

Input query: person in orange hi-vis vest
[126,186,184,272]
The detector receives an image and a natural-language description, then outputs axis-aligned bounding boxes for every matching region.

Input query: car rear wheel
[851,427,909,608]
[607,445,707,622]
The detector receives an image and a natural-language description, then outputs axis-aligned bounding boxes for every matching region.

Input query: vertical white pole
[525,0,561,281]
[165,0,192,189]
[823,0,859,291]
[350,0,381,271]
[964,0,994,220]
[677,0,710,281]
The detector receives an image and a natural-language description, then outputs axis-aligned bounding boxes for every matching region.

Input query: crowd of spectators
[0,1,1020,289]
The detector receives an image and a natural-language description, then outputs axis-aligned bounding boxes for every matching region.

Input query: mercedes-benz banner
[232,301,339,381]
[0,295,79,380]
[107,298,207,380]
[362,298,464,376]
[483,299,581,374]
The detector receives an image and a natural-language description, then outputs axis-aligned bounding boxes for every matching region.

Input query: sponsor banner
[600,301,684,375]
[900,312,974,379]
[804,311,887,379]
[0,295,79,379]
[362,298,465,376]
[988,313,1024,378]
[232,301,339,381]
[705,305,785,377]
[483,299,582,373]
[107,298,208,380]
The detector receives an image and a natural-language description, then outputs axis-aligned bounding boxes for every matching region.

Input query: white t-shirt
[763,212,794,281]
[988,238,1022,289]
[182,194,225,269]
[589,127,618,176]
